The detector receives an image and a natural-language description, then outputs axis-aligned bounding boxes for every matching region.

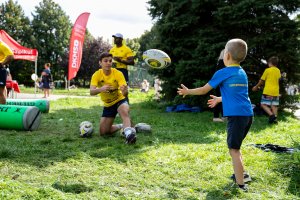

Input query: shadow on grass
[52,181,93,194]
[274,143,300,197]
[0,97,297,170]
[0,98,224,168]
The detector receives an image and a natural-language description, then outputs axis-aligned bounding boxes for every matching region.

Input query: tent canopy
[0,30,38,61]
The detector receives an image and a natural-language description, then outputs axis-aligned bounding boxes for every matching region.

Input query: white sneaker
[213,118,224,122]
[134,123,152,133]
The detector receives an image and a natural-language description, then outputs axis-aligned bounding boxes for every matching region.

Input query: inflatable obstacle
[6,99,50,113]
[0,105,41,131]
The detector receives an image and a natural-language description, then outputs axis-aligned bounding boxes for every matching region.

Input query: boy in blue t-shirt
[178,39,253,191]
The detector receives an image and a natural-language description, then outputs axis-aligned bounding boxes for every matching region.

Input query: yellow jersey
[0,41,13,63]
[109,45,134,69]
[90,68,126,107]
[261,66,281,96]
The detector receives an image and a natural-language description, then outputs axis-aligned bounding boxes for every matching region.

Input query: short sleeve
[208,69,227,89]
[90,71,99,86]
[260,69,268,81]
[116,70,127,86]
[126,47,134,57]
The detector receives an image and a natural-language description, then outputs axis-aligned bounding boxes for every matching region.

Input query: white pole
[34,58,37,97]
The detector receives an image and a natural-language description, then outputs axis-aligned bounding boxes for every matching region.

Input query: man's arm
[113,56,134,65]
[177,83,213,97]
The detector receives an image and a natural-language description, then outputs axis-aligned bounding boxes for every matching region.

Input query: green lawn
[0,90,299,199]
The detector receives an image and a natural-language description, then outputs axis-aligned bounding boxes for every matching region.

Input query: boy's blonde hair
[225,39,247,63]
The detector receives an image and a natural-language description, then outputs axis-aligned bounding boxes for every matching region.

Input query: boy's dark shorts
[0,67,7,87]
[227,116,253,149]
[102,99,128,118]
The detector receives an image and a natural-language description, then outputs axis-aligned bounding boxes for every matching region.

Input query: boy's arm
[252,79,265,92]
[207,95,222,108]
[90,85,113,95]
[177,83,213,97]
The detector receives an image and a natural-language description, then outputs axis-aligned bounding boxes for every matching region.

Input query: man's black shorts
[116,68,128,83]
[102,99,128,118]
[227,116,253,149]
[0,67,7,87]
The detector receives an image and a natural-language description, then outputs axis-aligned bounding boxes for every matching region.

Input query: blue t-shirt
[208,66,253,117]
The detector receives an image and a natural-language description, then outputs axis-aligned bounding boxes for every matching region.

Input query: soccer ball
[79,121,93,137]
[142,49,171,69]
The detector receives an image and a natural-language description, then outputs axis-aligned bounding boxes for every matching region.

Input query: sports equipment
[6,99,50,113]
[79,121,93,137]
[134,123,151,133]
[142,49,171,69]
[0,105,41,131]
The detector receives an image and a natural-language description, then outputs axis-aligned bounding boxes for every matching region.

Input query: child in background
[252,56,281,124]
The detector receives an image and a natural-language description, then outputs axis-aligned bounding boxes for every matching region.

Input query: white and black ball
[79,121,93,137]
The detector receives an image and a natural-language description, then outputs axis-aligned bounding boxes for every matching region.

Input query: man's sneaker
[124,127,137,144]
[213,118,224,122]
[230,171,252,183]
[135,123,151,133]
[125,132,136,144]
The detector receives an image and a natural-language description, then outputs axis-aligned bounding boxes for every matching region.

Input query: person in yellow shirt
[252,56,281,124]
[109,33,134,84]
[0,40,14,104]
[90,52,136,144]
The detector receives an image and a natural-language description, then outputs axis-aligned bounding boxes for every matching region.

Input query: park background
[0,0,300,199]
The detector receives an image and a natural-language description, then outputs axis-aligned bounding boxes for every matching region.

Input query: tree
[0,0,37,85]
[77,36,112,87]
[146,0,300,107]
[31,0,72,80]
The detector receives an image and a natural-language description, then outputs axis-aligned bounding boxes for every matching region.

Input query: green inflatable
[6,99,50,113]
[0,105,41,131]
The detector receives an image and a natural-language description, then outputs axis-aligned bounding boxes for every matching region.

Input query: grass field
[0,90,299,199]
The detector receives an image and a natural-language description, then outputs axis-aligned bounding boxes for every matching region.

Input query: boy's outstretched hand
[177,84,189,98]
[207,95,221,108]
[120,85,128,96]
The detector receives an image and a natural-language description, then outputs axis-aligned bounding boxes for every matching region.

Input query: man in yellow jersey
[0,40,14,104]
[109,33,134,85]
[90,52,136,144]
[252,56,281,124]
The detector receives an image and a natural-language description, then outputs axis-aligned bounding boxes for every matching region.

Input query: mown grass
[0,90,299,199]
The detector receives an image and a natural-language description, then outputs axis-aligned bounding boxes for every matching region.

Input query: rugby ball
[79,121,93,138]
[142,49,171,69]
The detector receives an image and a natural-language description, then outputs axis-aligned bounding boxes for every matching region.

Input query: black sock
[238,184,245,188]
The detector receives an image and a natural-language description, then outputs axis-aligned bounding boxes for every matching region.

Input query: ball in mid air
[142,49,171,69]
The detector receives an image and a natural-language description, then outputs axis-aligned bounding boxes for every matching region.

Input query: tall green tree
[0,0,32,44]
[0,0,35,85]
[77,36,112,87]
[146,0,300,107]
[31,0,72,79]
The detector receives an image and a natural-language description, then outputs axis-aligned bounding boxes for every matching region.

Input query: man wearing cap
[0,39,14,104]
[109,33,134,85]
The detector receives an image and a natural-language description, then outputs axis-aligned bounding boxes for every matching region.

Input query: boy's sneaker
[230,171,252,183]
[268,115,278,124]
[238,184,248,192]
